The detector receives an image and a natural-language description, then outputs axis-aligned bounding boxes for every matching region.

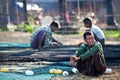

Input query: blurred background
[0,0,120,45]
[0,0,120,27]
[0,1,120,79]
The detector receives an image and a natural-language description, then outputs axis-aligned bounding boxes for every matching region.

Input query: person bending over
[30,21,62,49]
[83,18,105,47]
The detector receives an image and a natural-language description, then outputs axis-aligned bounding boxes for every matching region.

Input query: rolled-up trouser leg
[31,30,46,49]
[76,53,106,76]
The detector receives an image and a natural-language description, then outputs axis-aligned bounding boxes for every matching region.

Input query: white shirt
[90,24,105,39]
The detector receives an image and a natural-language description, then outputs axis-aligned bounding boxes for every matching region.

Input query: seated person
[30,21,62,49]
[83,18,105,47]
[70,31,106,76]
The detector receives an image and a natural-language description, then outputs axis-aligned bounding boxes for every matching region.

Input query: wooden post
[59,0,67,26]
[23,0,28,24]
[106,0,115,26]
[6,0,10,24]
[77,0,80,16]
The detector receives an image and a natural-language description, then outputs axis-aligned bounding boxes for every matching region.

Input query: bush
[15,23,35,33]
[103,29,120,37]
[25,24,34,33]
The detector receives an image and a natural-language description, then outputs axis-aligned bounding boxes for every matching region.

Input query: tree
[23,0,28,24]
[59,0,67,26]
[106,0,115,26]
[6,0,10,24]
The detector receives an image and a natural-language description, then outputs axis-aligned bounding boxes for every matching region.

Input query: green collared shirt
[74,42,105,63]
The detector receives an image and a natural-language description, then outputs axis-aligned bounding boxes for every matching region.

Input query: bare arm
[70,55,80,66]
[51,37,63,46]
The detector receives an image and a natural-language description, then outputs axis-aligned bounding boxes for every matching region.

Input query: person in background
[83,18,105,47]
[30,21,62,49]
[70,31,106,76]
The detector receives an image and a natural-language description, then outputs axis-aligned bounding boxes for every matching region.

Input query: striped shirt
[30,24,53,47]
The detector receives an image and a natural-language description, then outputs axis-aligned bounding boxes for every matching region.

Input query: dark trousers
[98,38,105,47]
[93,33,105,47]
[76,53,106,76]
[31,30,46,49]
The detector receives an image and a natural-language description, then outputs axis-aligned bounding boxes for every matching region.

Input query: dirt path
[0,31,120,45]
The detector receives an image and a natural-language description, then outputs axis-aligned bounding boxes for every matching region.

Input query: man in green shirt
[70,31,106,76]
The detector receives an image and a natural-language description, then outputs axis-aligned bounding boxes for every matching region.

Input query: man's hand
[70,56,75,66]
[52,42,63,46]
[70,55,80,66]
[57,42,63,46]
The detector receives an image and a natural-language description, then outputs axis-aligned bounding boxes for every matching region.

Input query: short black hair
[50,21,60,28]
[83,18,92,24]
[83,31,93,39]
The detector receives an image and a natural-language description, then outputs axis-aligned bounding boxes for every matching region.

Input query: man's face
[84,23,91,28]
[51,26,58,32]
[84,34,95,47]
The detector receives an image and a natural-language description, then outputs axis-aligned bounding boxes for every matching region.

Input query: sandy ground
[0,31,120,45]
[0,31,120,80]
[52,66,120,80]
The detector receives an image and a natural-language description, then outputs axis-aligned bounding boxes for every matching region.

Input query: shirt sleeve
[74,43,87,57]
[80,43,99,61]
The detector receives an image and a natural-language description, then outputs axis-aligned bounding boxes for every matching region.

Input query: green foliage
[0,28,2,32]
[103,29,120,37]
[15,15,35,33]
[16,23,26,32]
[7,24,17,32]
[0,26,7,32]
[67,29,120,38]
[28,15,34,25]
[16,23,35,33]
[25,24,34,33]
